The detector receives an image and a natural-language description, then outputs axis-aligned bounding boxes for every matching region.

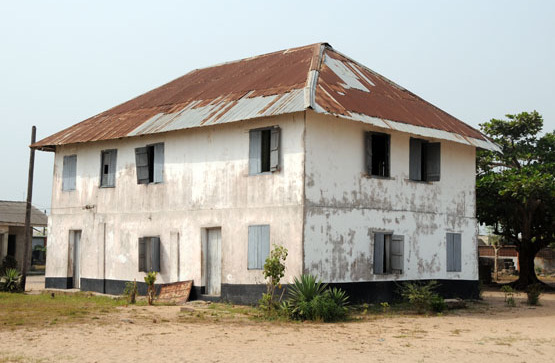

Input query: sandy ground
[0,277,552,362]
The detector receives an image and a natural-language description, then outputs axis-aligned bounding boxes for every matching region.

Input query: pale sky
[1,0,554,213]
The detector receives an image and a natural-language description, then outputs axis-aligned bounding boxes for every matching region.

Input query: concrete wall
[303,111,478,283]
[46,113,306,290]
[0,226,30,269]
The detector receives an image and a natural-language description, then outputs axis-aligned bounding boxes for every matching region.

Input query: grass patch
[0,292,126,329]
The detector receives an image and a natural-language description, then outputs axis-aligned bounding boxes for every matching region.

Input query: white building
[33,43,498,303]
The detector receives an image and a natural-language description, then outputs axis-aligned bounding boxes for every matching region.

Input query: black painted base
[45,277,479,305]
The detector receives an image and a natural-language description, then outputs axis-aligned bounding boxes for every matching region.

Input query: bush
[0,268,22,293]
[0,256,18,275]
[399,281,443,314]
[501,285,516,307]
[144,271,157,305]
[526,283,542,306]
[284,274,349,322]
[260,245,288,312]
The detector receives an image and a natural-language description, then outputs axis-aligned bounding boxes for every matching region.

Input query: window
[248,225,270,269]
[409,138,441,182]
[446,233,462,272]
[365,132,390,177]
[249,127,280,174]
[135,143,164,184]
[7,235,16,257]
[62,154,77,191]
[138,237,161,272]
[373,232,404,274]
[100,149,117,187]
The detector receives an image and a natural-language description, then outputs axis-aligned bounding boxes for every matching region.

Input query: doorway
[70,230,82,289]
[204,228,221,296]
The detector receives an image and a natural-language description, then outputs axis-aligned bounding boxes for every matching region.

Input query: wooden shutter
[373,233,385,274]
[153,143,164,183]
[249,130,261,175]
[365,132,372,174]
[151,237,161,272]
[138,237,146,272]
[248,225,270,269]
[135,147,150,184]
[391,235,404,273]
[447,233,462,272]
[425,142,441,181]
[63,155,77,191]
[108,150,117,186]
[409,138,422,181]
[101,150,117,187]
[270,127,280,172]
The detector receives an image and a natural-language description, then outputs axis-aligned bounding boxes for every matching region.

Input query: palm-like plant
[1,268,22,293]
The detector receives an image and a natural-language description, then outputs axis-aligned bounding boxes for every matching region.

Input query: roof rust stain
[33,42,488,150]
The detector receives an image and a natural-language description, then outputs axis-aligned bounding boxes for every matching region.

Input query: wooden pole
[21,126,36,292]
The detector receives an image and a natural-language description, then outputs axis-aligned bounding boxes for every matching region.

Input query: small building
[0,201,48,269]
[33,43,498,303]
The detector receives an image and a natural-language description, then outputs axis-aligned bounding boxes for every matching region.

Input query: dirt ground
[0,279,552,362]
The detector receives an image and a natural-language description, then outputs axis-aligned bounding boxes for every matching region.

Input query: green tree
[477,111,554,289]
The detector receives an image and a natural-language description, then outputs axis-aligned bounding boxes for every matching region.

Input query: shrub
[123,279,138,304]
[0,256,18,275]
[399,281,442,314]
[0,268,22,293]
[144,271,157,305]
[260,245,288,312]
[526,283,542,306]
[430,294,447,312]
[284,274,349,322]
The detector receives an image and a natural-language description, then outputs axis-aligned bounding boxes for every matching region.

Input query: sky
[1,0,554,213]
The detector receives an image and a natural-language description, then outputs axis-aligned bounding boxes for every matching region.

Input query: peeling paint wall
[46,113,305,288]
[303,111,478,282]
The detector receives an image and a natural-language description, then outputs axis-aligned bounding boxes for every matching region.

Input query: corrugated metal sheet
[32,43,499,151]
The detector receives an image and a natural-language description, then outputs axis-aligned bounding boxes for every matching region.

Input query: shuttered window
[135,143,164,184]
[409,138,441,182]
[446,233,462,272]
[374,232,404,274]
[365,132,390,177]
[249,127,280,175]
[100,149,117,187]
[138,236,161,272]
[248,225,270,269]
[62,155,77,191]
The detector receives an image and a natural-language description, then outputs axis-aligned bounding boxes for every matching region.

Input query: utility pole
[21,126,36,292]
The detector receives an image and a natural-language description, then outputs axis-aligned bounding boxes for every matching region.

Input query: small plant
[500,285,516,307]
[526,283,542,306]
[123,279,138,304]
[0,255,18,275]
[0,268,22,293]
[144,271,157,305]
[430,295,447,312]
[380,302,390,313]
[399,281,442,314]
[260,245,288,312]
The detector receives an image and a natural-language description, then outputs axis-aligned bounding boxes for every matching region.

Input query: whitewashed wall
[303,111,478,282]
[46,113,305,287]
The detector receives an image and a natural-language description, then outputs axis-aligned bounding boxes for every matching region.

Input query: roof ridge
[303,43,328,109]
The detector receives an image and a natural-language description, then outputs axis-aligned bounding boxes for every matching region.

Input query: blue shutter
[409,138,422,181]
[151,237,161,272]
[138,238,146,272]
[108,150,117,186]
[153,143,164,183]
[446,233,461,272]
[270,127,280,172]
[391,235,404,273]
[249,130,261,175]
[373,233,385,274]
[135,147,150,184]
[248,225,270,269]
[425,142,441,181]
[63,155,77,191]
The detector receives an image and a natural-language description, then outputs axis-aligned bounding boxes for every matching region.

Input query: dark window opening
[365,132,390,177]
[147,145,155,183]
[249,127,280,175]
[7,235,16,257]
[260,129,271,172]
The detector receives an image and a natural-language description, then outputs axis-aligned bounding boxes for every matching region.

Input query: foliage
[123,279,138,304]
[0,255,18,275]
[283,274,349,322]
[144,271,157,305]
[399,281,443,314]
[0,268,22,293]
[430,295,447,313]
[526,283,542,306]
[380,302,390,313]
[476,111,554,289]
[501,285,516,307]
[261,245,288,311]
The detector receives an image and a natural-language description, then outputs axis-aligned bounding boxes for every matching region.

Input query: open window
[446,233,462,272]
[135,143,164,184]
[247,225,270,270]
[100,149,117,187]
[138,237,161,272]
[373,232,404,274]
[249,127,280,175]
[62,155,77,191]
[365,132,390,177]
[409,138,440,182]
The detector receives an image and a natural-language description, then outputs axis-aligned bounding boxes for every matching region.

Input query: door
[205,228,221,296]
[72,231,82,289]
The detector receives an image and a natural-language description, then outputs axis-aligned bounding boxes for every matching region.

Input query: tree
[476,111,554,289]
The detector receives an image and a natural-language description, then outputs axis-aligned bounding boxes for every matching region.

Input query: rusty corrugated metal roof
[32,43,498,151]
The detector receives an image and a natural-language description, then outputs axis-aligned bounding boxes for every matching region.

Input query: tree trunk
[512,247,540,290]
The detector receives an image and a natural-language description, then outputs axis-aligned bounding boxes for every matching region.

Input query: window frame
[99,149,117,188]
[373,232,404,275]
[409,138,441,182]
[365,131,391,178]
[249,126,280,175]
[135,142,164,185]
